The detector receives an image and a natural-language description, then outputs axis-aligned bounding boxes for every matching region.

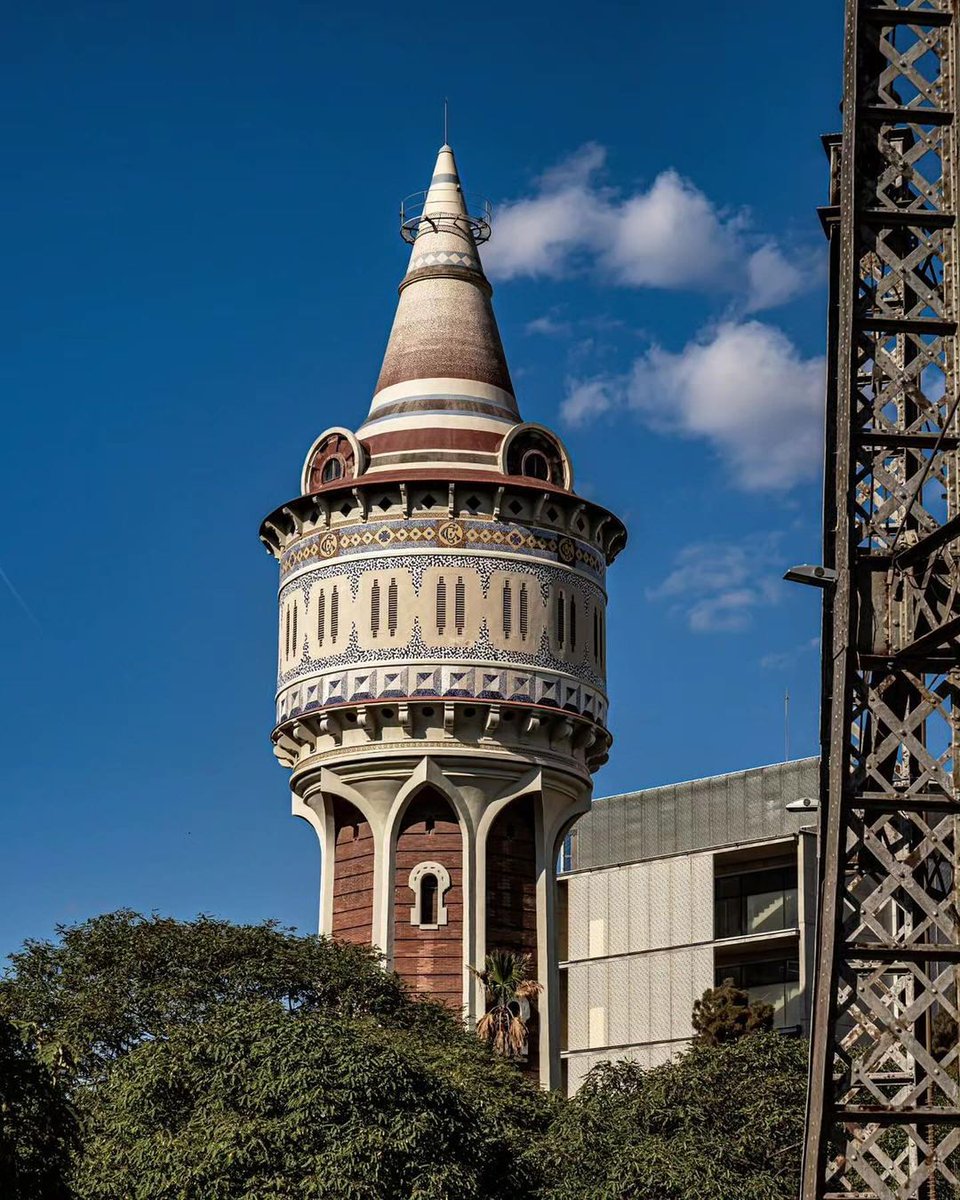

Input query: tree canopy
[1,911,812,1199]
[0,910,425,1084]
[532,1032,807,1200]
[0,1015,77,1200]
[74,999,548,1200]
[1,912,550,1200]
[691,977,775,1047]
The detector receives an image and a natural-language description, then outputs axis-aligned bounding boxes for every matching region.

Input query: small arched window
[521,449,550,480]
[321,456,344,484]
[556,593,566,650]
[408,861,451,930]
[420,873,439,926]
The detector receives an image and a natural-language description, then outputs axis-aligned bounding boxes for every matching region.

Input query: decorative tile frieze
[276,663,607,727]
[279,518,605,582]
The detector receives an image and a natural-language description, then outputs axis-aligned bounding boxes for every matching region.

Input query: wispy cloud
[648,537,782,633]
[560,321,825,491]
[760,637,820,670]
[525,313,572,336]
[0,563,41,629]
[485,144,816,312]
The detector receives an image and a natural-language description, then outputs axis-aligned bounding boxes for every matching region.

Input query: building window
[284,605,291,659]
[715,958,802,1031]
[292,603,298,656]
[519,583,529,641]
[557,831,576,873]
[454,576,466,635]
[316,589,325,648]
[570,598,577,651]
[502,581,512,637]
[436,578,447,633]
[521,448,550,480]
[714,864,798,940]
[330,586,339,642]
[420,873,438,925]
[556,592,565,649]
[593,607,600,661]
[321,456,344,484]
[408,861,451,930]
[388,578,398,636]
[370,580,381,637]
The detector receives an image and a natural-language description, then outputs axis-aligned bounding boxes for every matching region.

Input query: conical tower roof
[356,144,520,475]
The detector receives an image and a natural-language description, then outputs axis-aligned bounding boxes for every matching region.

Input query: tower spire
[356,143,520,476]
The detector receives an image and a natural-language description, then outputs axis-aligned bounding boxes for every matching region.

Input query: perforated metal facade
[560,759,819,1094]
[574,757,819,870]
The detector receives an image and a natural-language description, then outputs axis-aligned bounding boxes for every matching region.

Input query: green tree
[0,910,422,1084]
[1,912,551,1199]
[471,950,541,1059]
[691,977,774,1046]
[73,999,548,1200]
[531,1031,807,1200]
[0,1015,77,1199]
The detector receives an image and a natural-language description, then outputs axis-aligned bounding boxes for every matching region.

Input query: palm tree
[470,949,542,1059]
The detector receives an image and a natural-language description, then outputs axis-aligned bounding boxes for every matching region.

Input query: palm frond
[507,1014,528,1056]
[475,1011,495,1044]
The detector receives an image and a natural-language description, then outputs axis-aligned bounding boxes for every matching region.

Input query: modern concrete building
[558,758,819,1094]
[260,142,626,1087]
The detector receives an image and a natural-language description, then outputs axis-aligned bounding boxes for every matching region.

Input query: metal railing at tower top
[801,2,960,1198]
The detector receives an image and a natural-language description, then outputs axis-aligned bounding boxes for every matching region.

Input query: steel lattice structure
[802,2,960,1197]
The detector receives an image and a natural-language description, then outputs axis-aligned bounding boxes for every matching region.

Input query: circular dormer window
[301,428,366,494]
[502,424,571,489]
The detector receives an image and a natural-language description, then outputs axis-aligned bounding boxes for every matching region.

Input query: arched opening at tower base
[331,798,375,943]
[485,795,540,1076]
[393,789,463,1008]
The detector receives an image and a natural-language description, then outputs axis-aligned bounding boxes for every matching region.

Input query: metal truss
[802,2,960,1198]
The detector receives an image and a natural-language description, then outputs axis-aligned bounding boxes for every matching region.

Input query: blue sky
[1,0,840,959]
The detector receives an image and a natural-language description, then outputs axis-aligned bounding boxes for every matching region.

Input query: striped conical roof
[356,144,520,475]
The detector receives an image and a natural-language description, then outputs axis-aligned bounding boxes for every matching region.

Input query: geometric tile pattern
[276,551,607,693]
[409,250,479,272]
[277,663,607,727]
[279,518,606,582]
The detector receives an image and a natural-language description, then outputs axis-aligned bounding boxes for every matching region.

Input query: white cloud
[648,538,782,633]
[525,314,572,336]
[745,243,808,313]
[561,378,618,425]
[484,145,814,310]
[561,321,824,492]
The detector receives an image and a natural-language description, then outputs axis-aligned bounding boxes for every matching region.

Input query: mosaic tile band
[279,518,605,582]
[277,662,607,727]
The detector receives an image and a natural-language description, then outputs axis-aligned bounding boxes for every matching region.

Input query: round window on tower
[501,424,572,489]
[300,428,366,494]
